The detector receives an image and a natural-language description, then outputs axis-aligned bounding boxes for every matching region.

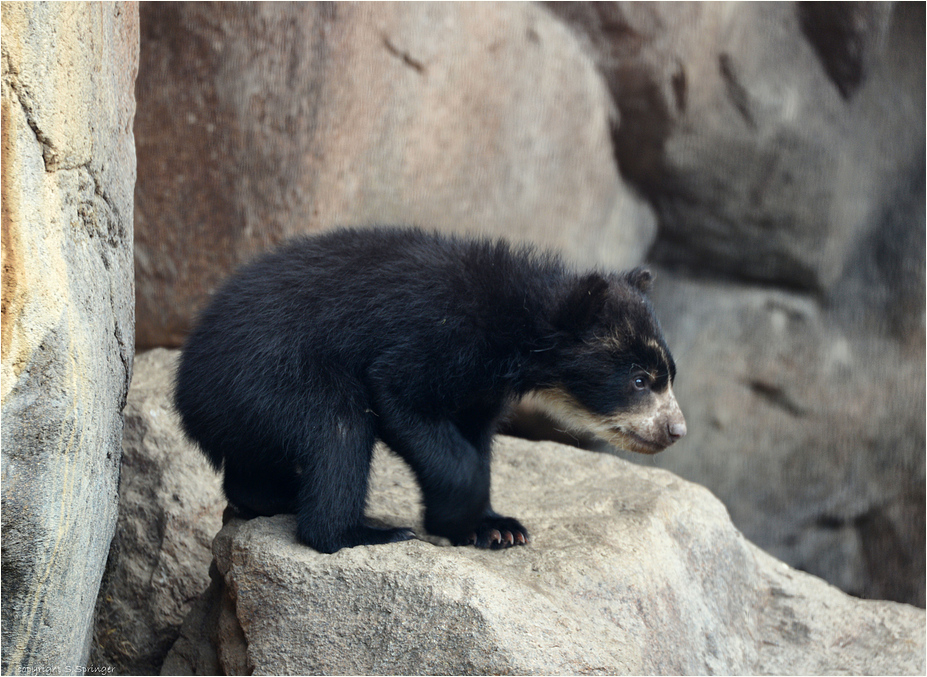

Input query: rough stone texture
[1,3,138,674]
[134,1,656,348]
[547,2,921,293]
[164,437,925,676]
[159,565,224,677]
[91,349,225,675]
[641,271,925,607]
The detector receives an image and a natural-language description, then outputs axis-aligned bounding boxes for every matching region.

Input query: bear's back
[181,228,564,395]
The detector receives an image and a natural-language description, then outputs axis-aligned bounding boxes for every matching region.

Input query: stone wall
[1,3,138,673]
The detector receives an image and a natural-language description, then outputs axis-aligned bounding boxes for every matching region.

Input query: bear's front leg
[372,403,528,549]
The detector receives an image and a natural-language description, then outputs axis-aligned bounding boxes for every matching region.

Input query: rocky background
[546,0,926,607]
[2,2,923,676]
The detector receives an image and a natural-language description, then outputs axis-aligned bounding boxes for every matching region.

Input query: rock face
[1,3,138,674]
[164,436,926,676]
[92,350,225,675]
[134,2,655,348]
[548,2,921,294]
[642,271,925,607]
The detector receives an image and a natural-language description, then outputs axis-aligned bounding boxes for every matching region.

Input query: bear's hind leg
[223,456,299,517]
[294,412,414,554]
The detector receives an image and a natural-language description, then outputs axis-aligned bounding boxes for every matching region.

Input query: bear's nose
[668,420,687,440]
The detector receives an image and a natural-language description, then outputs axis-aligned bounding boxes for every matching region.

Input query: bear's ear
[555,272,609,333]
[625,267,653,294]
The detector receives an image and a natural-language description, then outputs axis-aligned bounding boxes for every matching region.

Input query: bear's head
[530,267,686,454]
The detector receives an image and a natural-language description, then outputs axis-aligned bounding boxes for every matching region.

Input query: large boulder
[1,2,138,673]
[91,349,225,675]
[134,2,655,347]
[644,270,925,606]
[164,437,925,675]
[548,2,922,295]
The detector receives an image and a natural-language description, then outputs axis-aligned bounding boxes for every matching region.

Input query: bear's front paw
[459,515,529,549]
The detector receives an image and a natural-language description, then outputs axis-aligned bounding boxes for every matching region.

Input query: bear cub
[175,227,686,553]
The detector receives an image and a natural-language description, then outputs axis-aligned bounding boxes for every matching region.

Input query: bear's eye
[632,374,649,391]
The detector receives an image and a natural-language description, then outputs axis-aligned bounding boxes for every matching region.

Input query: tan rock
[1,2,138,673]
[91,349,225,675]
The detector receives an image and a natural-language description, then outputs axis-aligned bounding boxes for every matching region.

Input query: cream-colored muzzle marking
[526,384,686,455]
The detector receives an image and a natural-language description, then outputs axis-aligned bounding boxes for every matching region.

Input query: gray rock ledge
[163,437,925,675]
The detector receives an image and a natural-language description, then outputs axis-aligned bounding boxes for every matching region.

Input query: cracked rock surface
[1,3,138,674]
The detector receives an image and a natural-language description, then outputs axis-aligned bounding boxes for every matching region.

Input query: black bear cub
[175,227,686,553]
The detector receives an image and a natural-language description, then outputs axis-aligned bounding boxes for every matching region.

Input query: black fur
[175,227,677,553]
